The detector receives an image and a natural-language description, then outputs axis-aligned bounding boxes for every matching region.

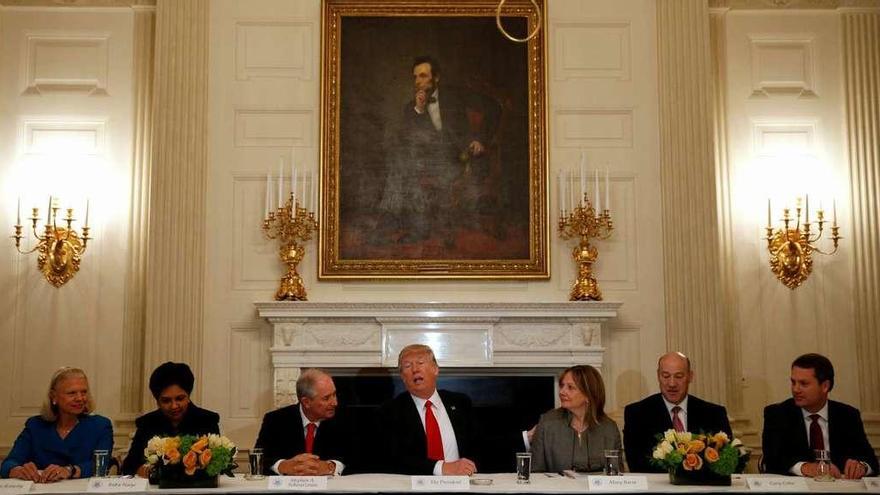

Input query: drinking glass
[93,449,110,478]
[813,449,834,482]
[603,449,621,476]
[515,452,532,484]
[246,448,265,481]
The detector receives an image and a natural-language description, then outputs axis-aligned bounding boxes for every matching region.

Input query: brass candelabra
[764,197,841,289]
[12,197,91,287]
[558,194,613,301]
[262,193,318,301]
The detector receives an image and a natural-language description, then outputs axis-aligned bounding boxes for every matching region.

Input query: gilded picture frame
[319,0,547,279]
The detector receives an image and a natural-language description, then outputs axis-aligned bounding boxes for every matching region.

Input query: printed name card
[744,476,809,492]
[268,476,328,490]
[87,477,148,493]
[587,475,649,492]
[411,476,470,491]
[865,478,880,493]
[0,480,33,495]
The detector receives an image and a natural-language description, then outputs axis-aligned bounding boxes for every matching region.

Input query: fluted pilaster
[709,8,744,415]
[841,9,880,413]
[143,0,209,404]
[120,4,155,418]
[657,0,729,404]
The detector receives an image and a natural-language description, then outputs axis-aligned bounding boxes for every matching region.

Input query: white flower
[207,434,222,449]
[664,430,677,443]
[730,438,742,447]
[220,436,235,450]
[674,431,692,443]
[147,454,159,465]
[146,436,166,456]
[653,447,666,460]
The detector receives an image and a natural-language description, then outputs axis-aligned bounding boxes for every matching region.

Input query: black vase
[156,465,219,489]
[668,467,731,486]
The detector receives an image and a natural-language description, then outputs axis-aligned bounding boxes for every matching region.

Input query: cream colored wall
[718,9,873,449]
[203,0,666,447]
[0,5,134,450]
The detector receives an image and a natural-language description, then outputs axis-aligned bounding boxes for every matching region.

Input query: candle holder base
[275,242,308,301]
[569,241,602,301]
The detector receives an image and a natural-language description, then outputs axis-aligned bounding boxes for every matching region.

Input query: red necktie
[425,400,444,461]
[305,422,317,454]
[671,406,685,432]
[809,414,824,451]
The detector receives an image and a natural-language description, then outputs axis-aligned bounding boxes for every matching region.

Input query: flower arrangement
[145,434,236,488]
[651,430,748,485]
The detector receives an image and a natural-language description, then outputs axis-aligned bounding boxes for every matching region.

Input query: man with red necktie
[762,353,877,479]
[623,352,732,473]
[379,344,479,475]
[255,369,348,476]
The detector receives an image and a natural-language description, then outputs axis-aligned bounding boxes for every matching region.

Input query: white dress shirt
[663,395,689,432]
[413,89,442,131]
[409,390,460,475]
[270,405,344,476]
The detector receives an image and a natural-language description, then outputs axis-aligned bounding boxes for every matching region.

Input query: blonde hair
[40,367,95,422]
[397,344,437,370]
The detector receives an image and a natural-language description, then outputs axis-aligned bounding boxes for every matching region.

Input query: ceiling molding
[0,0,154,7]
[709,0,880,9]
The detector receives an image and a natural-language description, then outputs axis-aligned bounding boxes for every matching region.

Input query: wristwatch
[65,465,75,478]
[859,460,870,472]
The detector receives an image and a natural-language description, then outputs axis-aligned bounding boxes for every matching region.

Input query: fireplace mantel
[255,301,622,406]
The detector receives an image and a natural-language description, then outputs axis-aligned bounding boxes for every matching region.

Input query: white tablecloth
[11,473,874,494]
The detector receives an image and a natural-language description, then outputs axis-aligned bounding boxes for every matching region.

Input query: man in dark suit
[763,353,877,479]
[379,344,479,475]
[623,352,732,473]
[379,55,501,245]
[255,369,348,476]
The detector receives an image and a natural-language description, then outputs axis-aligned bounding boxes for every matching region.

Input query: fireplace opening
[330,370,557,473]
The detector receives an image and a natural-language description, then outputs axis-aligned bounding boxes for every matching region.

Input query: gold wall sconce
[764,196,841,289]
[12,196,91,287]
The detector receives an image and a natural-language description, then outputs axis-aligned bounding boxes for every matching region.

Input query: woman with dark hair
[121,362,220,477]
[530,365,621,472]
[1,367,113,481]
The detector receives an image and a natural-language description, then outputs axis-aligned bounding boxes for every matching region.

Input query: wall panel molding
[552,21,631,80]
[749,36,817,98]
[21,31,109,95]
[234,19,314,80]
[20,118,106,154]
[233,107,313,148]
[553,107,634,148]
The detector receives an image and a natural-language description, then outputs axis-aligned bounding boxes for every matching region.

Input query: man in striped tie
[379,344,479,475]
[623,352,732,473]
[255,369,348,476]
[762,353,877,478]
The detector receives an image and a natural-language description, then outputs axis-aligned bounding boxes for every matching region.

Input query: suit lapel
[440,392,467,455]
[652,394,674,431]
[786,401,810,455]
[405,395,427,453]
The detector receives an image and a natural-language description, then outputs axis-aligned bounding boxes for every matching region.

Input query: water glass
[245,448,265,481]
[813,449,833,482]
[603,449,621,476]
[515,452,532,484]
[93,449,110,478]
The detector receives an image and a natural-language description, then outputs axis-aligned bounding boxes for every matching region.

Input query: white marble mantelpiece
[255,302,622,406]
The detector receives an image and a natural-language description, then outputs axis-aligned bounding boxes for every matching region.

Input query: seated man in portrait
[623,352,732,473]
[379,344,480,475]
[762,353,877,479]
[255,368,349,475]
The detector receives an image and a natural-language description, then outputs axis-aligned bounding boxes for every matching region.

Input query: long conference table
[4,473,878,494]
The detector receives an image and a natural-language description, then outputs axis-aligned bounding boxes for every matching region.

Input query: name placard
[865,478,880,493]
[268,476,328,491]
[587,475,649,492]
[87,477,149,493]
[411,476,470,491]
[744,476,809,492]
[0,480,33,495]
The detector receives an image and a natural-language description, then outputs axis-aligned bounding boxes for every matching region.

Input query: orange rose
[687,440,706,454]
[199,448,212,467]
[190,437,209,454]
[682,453,703,471]
[704,447,719,463]
[183,451,198,476]
[165,448,181,464]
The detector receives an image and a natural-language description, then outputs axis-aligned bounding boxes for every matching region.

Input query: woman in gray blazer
[530,365,621,472]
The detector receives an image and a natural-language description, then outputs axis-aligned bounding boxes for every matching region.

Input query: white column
[143,0,210,404]
[657,0,729,405]
[120,3,156,418]
[841,8,880,414]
